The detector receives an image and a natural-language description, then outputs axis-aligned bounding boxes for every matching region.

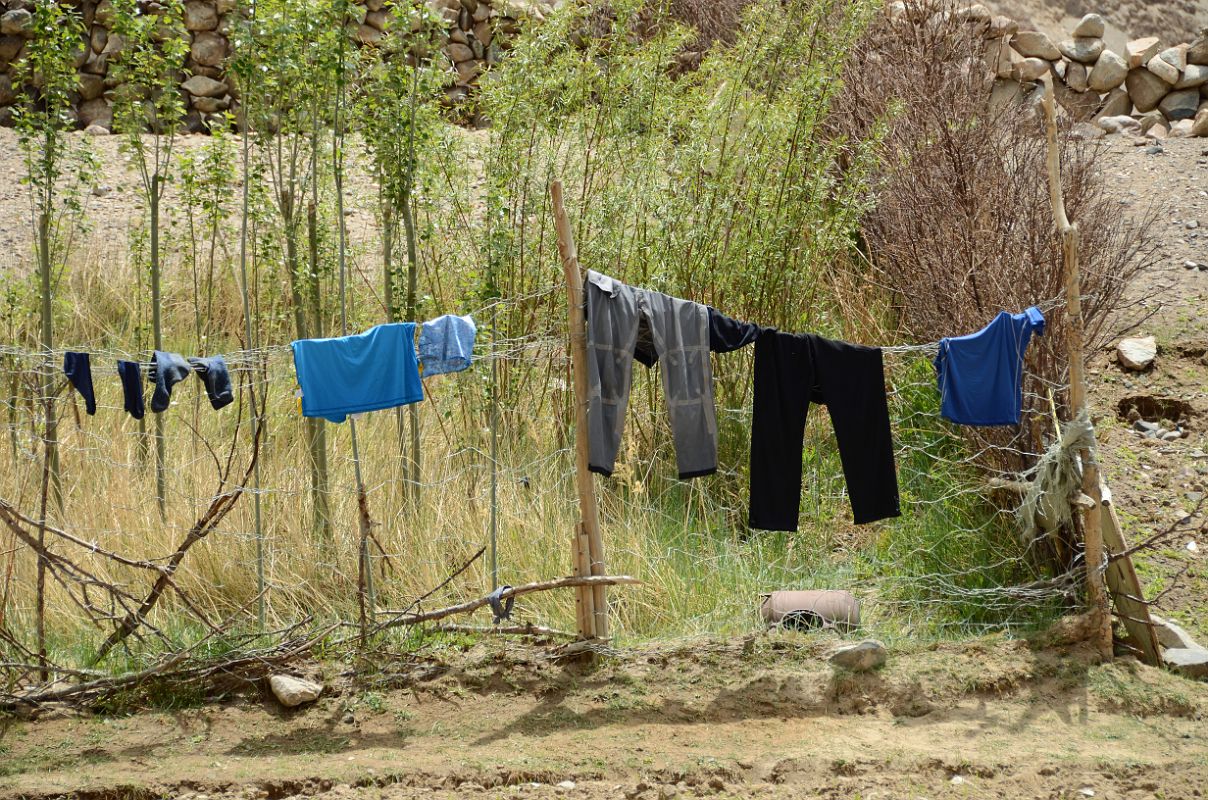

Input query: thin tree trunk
[401,191,421,509]
[305,201,331,541]
[36,210,57,681]
[150,177,166,520]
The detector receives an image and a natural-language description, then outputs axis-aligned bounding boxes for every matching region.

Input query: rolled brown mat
[760,590,860,632]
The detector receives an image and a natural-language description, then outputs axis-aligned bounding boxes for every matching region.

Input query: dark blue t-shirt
[935,307,1045,426]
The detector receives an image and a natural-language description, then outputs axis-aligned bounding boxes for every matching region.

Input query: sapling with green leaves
[357,1,446,506]
[241,0,344,540]
[13,0,99,677]
[108,0,192,517]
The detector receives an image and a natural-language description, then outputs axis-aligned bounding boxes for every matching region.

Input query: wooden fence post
[550,179,607,640]
[1039,74,1113,660]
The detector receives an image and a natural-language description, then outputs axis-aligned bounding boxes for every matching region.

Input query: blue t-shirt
[935,307,1045,427]
[292,322,424,423]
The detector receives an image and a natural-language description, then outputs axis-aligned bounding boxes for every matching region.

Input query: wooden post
[550,179,607,640]
[1039,75,1112,660]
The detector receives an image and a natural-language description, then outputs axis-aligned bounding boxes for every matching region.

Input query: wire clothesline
[0,289,1082,375]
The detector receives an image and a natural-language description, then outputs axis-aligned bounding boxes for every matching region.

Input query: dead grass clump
[830,2,1160,472]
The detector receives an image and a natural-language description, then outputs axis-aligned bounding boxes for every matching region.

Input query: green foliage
[108,0,190,144]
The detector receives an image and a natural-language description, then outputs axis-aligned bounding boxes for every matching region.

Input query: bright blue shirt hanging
[291,322,424,423]
[934,307,1045,427]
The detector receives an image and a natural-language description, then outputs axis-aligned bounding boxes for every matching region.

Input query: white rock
[1126,37,1161,69]
[1071,13,1104,38]
[1147,54,1180,84]
[1158,45,1187,71]
[1059,37,1104,64]
[1014,57,1049,82]
[1170,119,1194,137]
[556,781,577,790]
[269,674,323,707]
[1088,49,1127,91]
[1164,646,1208,679]
[1151,614,1202,650]
[1117,336,1157,370]
[1096,115,1140,134]
[1011,30,1060,60]
[829,640,887,672]
[1175,64,1208,90]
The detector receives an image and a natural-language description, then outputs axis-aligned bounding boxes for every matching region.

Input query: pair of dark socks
[72,352,233,421]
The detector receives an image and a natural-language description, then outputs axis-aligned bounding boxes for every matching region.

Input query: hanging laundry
[585,270,717,480]
[632,306,761,367]
[62,351,97,416]
[749,330,900,530]
[117,360,145,420]
[291,322,423,423]
[149,351,193,413]
[418,314,476,376]
[934,307,1045,426]
[188,355,234,410]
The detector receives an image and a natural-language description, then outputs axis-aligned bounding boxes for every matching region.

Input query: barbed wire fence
[0,278,1108,693]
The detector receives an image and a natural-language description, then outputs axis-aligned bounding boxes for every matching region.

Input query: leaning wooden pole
[1039,75,1112,660]
[550,180,606,640]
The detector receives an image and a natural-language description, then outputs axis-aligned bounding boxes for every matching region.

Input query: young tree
[240,0,339,539]
[13,0,98,675]
[108,0,191,517]
[357,1,445,507]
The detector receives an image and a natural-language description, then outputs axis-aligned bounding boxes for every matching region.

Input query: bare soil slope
[2,635,1207,800]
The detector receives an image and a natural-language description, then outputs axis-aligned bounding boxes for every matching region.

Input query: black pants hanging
[749,330,900,530]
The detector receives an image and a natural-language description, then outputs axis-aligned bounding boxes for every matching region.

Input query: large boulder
[1011,30,1060,60]
[0,35,23,62]
[1147,54,1180,84]
[1193,106,1208,137]
[1175,64,1208,90]
[78,97,112,129]
[1164,647,1208,679]
[1087,49,1127,92]
[0,8,33,36]
[1126,68,1171,112]
[1159,88,1201,121]
[1127,37,1162,68]
[190,31,226,67]
[1117,336,1157,371]
[1059,37,1104,64]
[1096,87,1132,118]
[830,640,887,672]
[181,74,227,98]
[1071,13,1104,38]
[1189,33,1208,66]
[269,675,323,707]
[1157,45,1187,71]
[183,0,218,31]
[1014,57,1049,82]
[1066,61,1088,92]
[77,72,105,101]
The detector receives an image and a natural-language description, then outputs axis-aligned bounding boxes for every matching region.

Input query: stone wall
[2,1,1205,137]
[0,0,554,132]
[907,4,1208,137]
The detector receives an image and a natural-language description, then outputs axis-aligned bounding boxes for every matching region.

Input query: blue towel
[935,307,1045,427]
[291,322,424,423]
[418,314,476,376]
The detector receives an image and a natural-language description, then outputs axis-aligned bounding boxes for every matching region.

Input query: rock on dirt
[1151,614,1202,650]
[829,640,887,672]
[269,674,323,707]
[1164,646,1208,679]
[1117,336,1157,370]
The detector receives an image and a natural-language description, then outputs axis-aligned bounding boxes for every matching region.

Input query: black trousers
[749,330,900,530]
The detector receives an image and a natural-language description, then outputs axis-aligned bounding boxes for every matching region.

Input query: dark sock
[117,360,145,420]
[63,351,97,416]
[188,355,234,410]
[150,351,192,413]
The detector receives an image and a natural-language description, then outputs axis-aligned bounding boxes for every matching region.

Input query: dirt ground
[1,633,1207,800]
